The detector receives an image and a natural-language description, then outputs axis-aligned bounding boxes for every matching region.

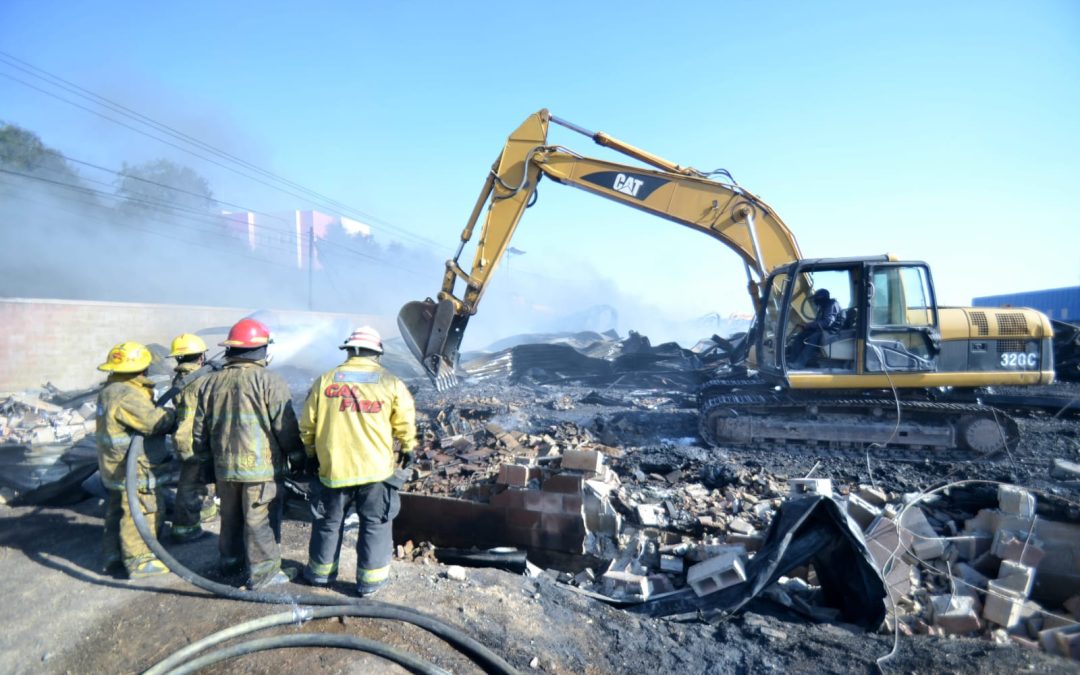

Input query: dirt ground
[0,379,1078,674]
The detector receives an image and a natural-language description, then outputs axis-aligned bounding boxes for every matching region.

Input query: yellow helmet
[169,333,208,357]
[98,341,153,373]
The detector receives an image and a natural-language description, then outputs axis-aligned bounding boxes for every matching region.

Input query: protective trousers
[216,480,283,587]
[172,459,212,535]
[102,485,163,572]
[306,481,400,592]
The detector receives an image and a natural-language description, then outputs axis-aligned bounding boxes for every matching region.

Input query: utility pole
[307,224,314,311]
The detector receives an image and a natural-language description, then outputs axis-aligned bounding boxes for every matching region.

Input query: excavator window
[866,264,939,372]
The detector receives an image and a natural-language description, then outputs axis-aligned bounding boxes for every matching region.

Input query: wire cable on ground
[124,435,517,675]
[163,633,447,675]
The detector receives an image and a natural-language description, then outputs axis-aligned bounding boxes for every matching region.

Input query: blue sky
[1,1,1077,341]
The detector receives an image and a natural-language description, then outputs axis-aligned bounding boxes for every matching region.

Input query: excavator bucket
[397,298,469,391]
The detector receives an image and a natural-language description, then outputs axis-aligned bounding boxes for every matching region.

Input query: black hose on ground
[124,437,518,675]
[164,633,447,675]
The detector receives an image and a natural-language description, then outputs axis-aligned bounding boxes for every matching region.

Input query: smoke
[0,127,744,364]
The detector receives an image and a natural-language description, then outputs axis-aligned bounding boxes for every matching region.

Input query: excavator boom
[397,109,802,388]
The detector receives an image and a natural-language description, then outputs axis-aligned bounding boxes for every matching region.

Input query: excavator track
[698,381,1020,456]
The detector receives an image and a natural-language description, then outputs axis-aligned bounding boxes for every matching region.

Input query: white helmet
[341,326,383,354]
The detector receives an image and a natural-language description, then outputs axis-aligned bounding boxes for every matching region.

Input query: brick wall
[0,298,391,391]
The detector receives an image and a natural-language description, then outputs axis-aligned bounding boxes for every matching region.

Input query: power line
[0,51,448,251]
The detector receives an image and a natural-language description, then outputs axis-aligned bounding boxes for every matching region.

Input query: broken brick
[788,478,832,499]
[930,595,981,635]
[602,570,650,600]
[561,450,604,473]
[846,494,881,531]
[991,530,1046,566]
[496,463,532,487]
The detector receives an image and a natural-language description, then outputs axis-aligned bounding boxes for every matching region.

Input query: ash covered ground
[0,336,1078,674]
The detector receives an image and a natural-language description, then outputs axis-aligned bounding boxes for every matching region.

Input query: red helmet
[219,318,273,348]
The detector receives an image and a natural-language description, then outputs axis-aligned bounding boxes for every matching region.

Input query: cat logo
[612,173,643,197]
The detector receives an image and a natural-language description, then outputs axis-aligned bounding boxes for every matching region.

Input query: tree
[0,122,79,179]
[116,159,214,215]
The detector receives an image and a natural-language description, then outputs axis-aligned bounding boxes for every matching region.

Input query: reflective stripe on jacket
[192,360,302,483]
[95,373,175,489]
[299,356,417,488]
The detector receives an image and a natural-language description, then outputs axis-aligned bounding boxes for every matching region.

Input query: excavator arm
[398,109,802,389]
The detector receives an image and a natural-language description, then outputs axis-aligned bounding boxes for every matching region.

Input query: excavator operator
[789,289,842,368]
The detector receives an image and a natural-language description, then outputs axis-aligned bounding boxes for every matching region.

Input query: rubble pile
[858,483,1080,659]
[402,401,1080,661]
[459,330,738,389]
[0,388,99,499]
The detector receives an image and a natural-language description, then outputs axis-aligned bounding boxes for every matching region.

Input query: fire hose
[124,434,518,675]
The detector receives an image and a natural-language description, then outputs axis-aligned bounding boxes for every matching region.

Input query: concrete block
[727,517,755,535]
[912,535,946,561]
[899,507,942,557]
[1064,595,1080,619]
[496,464,531,487]
[930,595,981,634]
[1039,623,1080,658]
[648,574,676,594]
[687,552,747,597]
[788,478,832,498]
[982,580,1025,628]
[954,562,989,593]
[945,534,991,561]
[660,554,684,573]
[857,485,888,507]
[542,474,583,494]
[1051,458,1080,481]
[1054,622,1080,656]
[636,504,661,526]
[601,570,651,600]
[996,560,1035,597]
[846,494,881,530]
[998,485,1036,517]
[991,530,1046,566]
[561,450,604,473]
[725,532,764,552]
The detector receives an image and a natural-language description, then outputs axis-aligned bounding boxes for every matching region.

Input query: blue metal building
[972,285,1080,322]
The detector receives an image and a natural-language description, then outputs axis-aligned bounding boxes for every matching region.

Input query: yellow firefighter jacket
[192,360,303,483]
[300,356,417,488]
[95,373,176,489]
[171,361,212,462]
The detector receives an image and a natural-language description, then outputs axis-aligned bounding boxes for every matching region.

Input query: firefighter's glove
[304,456,320,477]
[398,451,415,470]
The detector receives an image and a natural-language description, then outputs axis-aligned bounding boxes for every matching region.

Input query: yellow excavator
[398,109,1055,454]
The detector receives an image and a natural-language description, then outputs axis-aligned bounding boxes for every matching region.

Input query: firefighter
[167,333,218,543]
[95,341,176,578]
[300,326,417,597]
[191,318,304,589]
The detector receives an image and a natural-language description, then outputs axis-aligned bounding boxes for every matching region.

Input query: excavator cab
[757,256,945,381]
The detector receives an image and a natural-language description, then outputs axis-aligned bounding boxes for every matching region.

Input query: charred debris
[3,328,1080,663]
